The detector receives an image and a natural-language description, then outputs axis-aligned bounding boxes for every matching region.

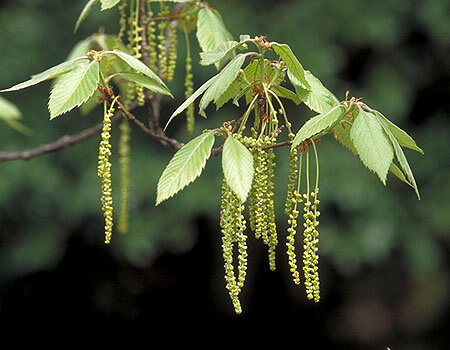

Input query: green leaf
[292,105,346,148]
[376,113,421,199]
[270,85,301,105]
[156,132,216,205]
[0,96,31,135]
[1,57,88,93]
[74,0,99,33]
[67,40,92,61]
[108,72,172,97]
[222,135,254,202]
[232,84,252,106]
[199,54,247,117]
[106,49,168,89]
[350,109,394,185]
[0,96,22,120]
[272,43,310,89]
[48,60,100,119]
[215,78,241,109]
[389,162,410,185]
[290,70,339,113]
[334,118,414,190]
[196,7,232,53]
[165,75,218,130]
[53,40,93,89]
[376,111,423,154]
[200,40,238,66]
[334,121,357,155]
[149,0,193,2]
[100,0,121,11]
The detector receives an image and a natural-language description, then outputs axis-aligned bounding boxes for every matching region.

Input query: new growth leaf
[156,131,217,205]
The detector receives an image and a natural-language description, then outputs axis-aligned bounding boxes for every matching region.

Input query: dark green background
[0,0,449,348]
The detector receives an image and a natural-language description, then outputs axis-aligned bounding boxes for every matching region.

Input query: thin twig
[0,113,122,163]
[116,99,183,150]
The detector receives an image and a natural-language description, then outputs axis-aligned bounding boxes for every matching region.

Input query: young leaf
[100,0,121,11]
[198,54,247,117]
[1,57,88,93]
[156,132,216,205]
[376,114,421,199]
[292,104,346,148]
[272,43,310,89]
[334,121,357,154]
[215,78,241,109]
[270,85,301,105]
[196,7,233,53]
[334,120,411,187]
[389,162,410,185]
[74,0,99,33]
[350,109,394,185]
[165,75,218,130]
[290,70,339,113]
[222,135,254,202]
[48,60,100,119]
[200,40,238,66]
[0,96,22,120]
[109,72,172,97]
[106,50,168,89]
[376,111,423,154]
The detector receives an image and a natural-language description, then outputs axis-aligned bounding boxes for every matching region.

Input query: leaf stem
[311,139,319,190]
[237,94,258,134]
[267,88,292,135]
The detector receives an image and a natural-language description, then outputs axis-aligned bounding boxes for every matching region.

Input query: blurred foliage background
[0,0,449,348]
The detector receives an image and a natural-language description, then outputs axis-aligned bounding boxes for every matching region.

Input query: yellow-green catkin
[285,148,298,215]
[243,134,278,270]
[266,148,278,271]
[166,24,177,82]
[184,56,194,133]
[116,0,128,47]
[220,180,248,314]
[131,14,146,106]
[250,137,269,242]
[124,8,137,108]
[183,28,194,133]
[286,150,302,285]
[287,190,302,284]
[156,4,170,79]
[146,5,157,73]
[98,99,118,244]
[117,119,131,234]
[302,149,320,302]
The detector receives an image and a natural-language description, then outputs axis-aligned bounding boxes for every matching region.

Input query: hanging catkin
[98,98,119,244]
[220,180,248,314]
[117,119,131,234]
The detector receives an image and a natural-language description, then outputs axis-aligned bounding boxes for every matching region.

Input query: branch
[0,113,122,163]
[116,99,184,150]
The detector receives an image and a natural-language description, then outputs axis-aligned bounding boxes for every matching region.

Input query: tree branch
[0,113,122,163]
[116,99,184,150]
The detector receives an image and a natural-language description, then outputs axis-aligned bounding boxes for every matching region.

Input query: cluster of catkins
[219,133,279,313]
[220,133,322,313]
[98,1,199,243]
[285,143,321,302]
